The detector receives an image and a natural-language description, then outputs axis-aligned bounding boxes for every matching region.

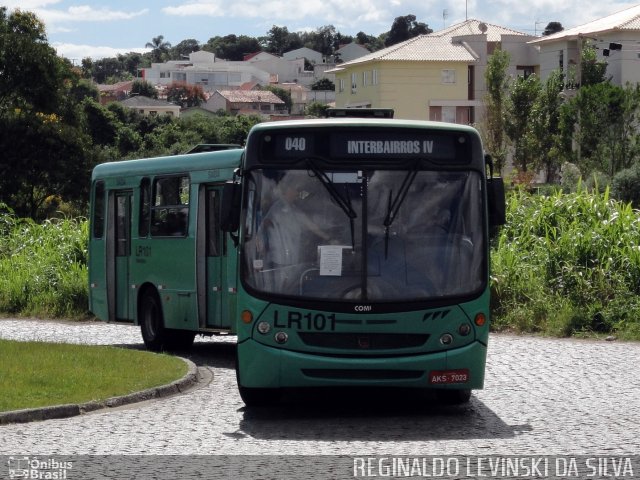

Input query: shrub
[612,163,640,208]
[0,206,89,318]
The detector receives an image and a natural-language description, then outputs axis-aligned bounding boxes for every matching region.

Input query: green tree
[145,35,171,63]
[301,25,337,56]
[305,101,329,117]
[82,98,120,146]
[310,78,335,91]
[91,57,124,84]
[384,15,432,47]
[203,34,261,60]
[561,82,640,178]
[482,47,511,173]
[264,25,293,56]
[542,22,564,36]
[170,39,200,60]
[260,85,292,113]
[505,74,542,173]
[0,7,94,218]
[0,7,66,113]
[355,31,382,51]
[165,82,206,108]
[580,42,608,87]
[131,79,158,99]
[530,70,565,182]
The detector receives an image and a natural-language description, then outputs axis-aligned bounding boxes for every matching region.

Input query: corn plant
[491,186,640,338]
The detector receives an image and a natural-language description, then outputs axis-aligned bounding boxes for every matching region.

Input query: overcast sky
[5,0,640,61]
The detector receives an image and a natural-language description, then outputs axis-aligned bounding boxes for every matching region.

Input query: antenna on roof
[443,9,448,28]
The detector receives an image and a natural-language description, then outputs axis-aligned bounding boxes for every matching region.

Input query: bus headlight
[274,332,289,344]
[458,324,471,336]
[257,321,271,334]
[439,333,453,345]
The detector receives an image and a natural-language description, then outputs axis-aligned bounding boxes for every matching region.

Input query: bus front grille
[301,369,423,380]
[297,332,429,350]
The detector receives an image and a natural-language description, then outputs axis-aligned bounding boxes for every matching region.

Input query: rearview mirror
[487,177,506,227]
[220,182,241,232]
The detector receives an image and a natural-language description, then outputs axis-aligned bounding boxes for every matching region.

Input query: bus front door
[197,186,225,329]
[106,190,133,322]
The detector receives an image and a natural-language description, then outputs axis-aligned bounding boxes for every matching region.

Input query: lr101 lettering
[273,311,336,331]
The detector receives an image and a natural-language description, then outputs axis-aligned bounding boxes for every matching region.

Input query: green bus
[89,118,505,406]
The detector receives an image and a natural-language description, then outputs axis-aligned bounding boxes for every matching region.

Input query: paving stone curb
[0,357,199,425]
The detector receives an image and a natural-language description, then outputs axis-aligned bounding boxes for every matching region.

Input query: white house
[283,47,323,65]
[335,42,370,63]
[119,96,181,117]
[530,4,640,87]
[205,90,286,117]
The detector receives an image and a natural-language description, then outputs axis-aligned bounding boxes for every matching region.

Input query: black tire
[140,290,166,351]
[435,388,472,405]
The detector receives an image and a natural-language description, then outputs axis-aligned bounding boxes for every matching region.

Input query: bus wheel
[435,388,472,405]
[140,290,166,352]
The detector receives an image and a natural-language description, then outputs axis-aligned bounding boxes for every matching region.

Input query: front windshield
[242,168,485,302]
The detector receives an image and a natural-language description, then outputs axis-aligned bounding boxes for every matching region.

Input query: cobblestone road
[1,318,639,456]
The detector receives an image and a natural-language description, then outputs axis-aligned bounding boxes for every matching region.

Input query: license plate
[429,369,470,384]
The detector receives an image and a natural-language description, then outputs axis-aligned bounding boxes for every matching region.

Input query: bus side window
[92,181,105,239]
[151,175,190,237]
[139,177,151,237]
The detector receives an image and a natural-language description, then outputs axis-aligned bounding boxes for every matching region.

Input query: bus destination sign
[330,132,461,160]
[265,129,470,164]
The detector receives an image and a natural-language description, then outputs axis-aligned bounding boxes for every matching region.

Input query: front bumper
[237,338,487,390]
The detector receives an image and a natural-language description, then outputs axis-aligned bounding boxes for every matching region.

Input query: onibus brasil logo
[7,457,72,479]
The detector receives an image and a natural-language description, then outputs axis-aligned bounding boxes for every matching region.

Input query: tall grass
[0,204,88,318]
[491,186,640,339]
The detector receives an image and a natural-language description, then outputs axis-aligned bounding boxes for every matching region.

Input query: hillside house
[205,90,286,117]
[329,19,538,123]
[119,96,181,117]
[530,4,640,87]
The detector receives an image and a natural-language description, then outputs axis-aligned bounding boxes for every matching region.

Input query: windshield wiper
[383,162,419,258]
[306,159,357,249]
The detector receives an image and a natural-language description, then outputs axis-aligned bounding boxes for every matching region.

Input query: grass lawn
[0,339,187,412]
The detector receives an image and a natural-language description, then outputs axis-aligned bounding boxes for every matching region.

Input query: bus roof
[91,148,244,181]
[248,117,480,135]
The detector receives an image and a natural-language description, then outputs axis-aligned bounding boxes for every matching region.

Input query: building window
[372,69,378,85]
[559,50,564,71]
[441,69,456,84]
[351,73,357,94]
[442,106,456,123]
[363,71,369,86]
[339,78,345,92]
[517,66,535,79]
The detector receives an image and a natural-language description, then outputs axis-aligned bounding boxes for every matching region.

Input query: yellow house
[330,19,538,123]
